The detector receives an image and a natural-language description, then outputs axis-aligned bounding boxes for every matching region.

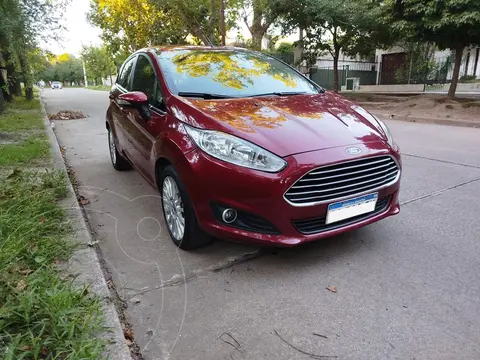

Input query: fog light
[222,208,237,224]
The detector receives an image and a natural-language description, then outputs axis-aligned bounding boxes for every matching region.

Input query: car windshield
[156,49,320,98]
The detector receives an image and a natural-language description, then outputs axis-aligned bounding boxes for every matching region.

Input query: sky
[43,0,102,55]
[42,0,297,56]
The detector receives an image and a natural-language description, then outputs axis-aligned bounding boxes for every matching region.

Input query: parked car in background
[106,46,402,250]
[51,81,62,89]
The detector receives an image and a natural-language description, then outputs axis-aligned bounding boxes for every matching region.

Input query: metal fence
[309,63,377,90]
[378,53,453,85]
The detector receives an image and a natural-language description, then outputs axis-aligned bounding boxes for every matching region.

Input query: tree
[273,0,392,92]
[387,0,480,99]
[242,0,279,50]
[0,0,66,107]
[40,55,84,85]
[81,45,116,85]
[88,0,189,55]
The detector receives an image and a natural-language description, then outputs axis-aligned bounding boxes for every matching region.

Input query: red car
[106,46,401,250]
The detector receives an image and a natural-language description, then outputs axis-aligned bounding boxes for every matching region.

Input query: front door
[126,54,167,185]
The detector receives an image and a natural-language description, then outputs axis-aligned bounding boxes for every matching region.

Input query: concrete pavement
[43,88,480,360]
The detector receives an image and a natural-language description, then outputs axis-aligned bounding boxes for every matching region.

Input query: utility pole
[82,59,88,87]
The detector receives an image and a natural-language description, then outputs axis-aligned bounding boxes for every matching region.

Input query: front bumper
[176,142,401,246]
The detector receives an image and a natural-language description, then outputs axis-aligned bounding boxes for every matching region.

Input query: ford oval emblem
[345,147,362,155]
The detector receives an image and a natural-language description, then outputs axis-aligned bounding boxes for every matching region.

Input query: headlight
[184,125,287,172]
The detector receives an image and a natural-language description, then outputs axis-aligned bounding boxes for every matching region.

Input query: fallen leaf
[78,196,90,205]
[41,346,48,356]
[19,269,33,275]
[19,345,32,351]
[124,328,134,340]
[87,240,99,247]
[107,279,114,289]
[125,339,133,347]
[15,279,27,292]
[326,285,337,293]
[39,217,46,223]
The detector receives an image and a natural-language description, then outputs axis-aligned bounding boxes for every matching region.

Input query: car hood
[169,92,387,157]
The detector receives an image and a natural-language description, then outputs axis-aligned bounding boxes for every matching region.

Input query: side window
[117,57,135,90]
[131,55,158,105]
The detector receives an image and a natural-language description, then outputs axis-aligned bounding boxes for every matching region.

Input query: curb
[371,111,479,129]
[39,94,133,360]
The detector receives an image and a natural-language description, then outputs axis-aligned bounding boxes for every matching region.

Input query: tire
[108,127,131,171]
[159,165,212,250]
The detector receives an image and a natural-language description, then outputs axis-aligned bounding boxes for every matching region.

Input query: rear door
[125,53,167,184]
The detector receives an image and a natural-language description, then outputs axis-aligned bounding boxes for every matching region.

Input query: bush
[459,75,477,83]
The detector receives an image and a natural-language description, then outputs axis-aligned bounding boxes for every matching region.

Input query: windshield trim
[156,48,324,97]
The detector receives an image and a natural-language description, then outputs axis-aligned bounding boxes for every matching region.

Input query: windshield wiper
[246,91,308,97]
[177,92,235,99]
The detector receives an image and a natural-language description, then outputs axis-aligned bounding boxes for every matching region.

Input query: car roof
[138,45,250,55]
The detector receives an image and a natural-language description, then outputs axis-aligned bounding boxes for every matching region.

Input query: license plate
[326,193,378,225]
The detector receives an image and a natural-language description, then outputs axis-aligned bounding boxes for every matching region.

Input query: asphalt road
[43,88,480,360]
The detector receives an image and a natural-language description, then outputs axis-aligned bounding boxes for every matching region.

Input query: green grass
[87,85,111,91]
[0,96,44,131]
[0,170,107,360]
[0,93,107,359]
[0,135,50,166]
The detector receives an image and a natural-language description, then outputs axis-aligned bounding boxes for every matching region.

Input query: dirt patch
[48,110,88,121]
[0,132,34,145]
[357,95,480,122]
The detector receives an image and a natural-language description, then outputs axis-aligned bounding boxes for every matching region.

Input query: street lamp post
[82,60,88,88]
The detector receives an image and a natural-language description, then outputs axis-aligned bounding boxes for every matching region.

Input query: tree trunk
[25,87,33,101]
[13,78,22,97]
[219,0,226,46]
[210,0,216,43]
[294,27,304,68]
[0,67,12,102]
[333,50,340,93]
[249,6,266,50]
[109,74,113,86]
[448,46,465,99]
[0,85,5,114]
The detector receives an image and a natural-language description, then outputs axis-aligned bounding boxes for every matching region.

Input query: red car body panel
[107,47,401,246]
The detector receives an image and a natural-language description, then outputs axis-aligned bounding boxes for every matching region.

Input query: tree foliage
[386,0,480,98]
[40,54,84,84]
[81,45,116,85]
[272,0,390,91]
[88,0,189,55]
[0,0,66,107]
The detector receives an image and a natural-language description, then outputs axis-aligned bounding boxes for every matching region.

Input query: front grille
[293,196,391,235]
[285,155,400,205]
[211,203,280,235]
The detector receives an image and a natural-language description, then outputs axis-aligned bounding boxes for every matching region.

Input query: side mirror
[117,91,148,107]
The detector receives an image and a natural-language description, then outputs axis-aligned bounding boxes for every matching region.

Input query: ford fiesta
[106,46,401,250]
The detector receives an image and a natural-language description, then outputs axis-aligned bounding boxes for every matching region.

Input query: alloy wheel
[162,176,185,241]
[108,130,116,164]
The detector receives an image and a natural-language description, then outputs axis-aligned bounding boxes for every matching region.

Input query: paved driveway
[43,88,480,360]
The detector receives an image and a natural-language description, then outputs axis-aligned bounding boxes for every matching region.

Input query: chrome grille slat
[288,174,398,202]
[288,173,397,196]
[285,155,400,206]
[308,157,391,175]
[298,161,394,182]
[291,166,398,189]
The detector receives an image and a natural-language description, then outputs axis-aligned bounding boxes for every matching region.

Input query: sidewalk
[370,110,480,128]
